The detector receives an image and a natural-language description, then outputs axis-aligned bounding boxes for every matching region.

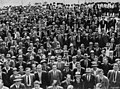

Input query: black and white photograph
[0,0,120,89]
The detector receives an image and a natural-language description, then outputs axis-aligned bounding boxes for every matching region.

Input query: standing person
[48,64,62,85]
[2,61,13,88]
[82,68,96,89]
[34,64,48,89]
[32,81,43,89]
[61,74,73,89]
[73,72,83,89]
[22,68,34,89]
[0,79,9,89]
[10,75,26,89]
[107,63,120,89]
[96,69,109,89]
[47,80,63,89]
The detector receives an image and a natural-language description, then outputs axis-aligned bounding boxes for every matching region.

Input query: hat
[13,68,17,71]
[40,59,47,64]
[90,50,94,53]
[91,61,98,67]
[26,36,30,39]
[18,55,23,58]
[6,54,11,58]
[64,50,68,53]
[51,56,55,60]
[65,63,69,67]
[36,38,39,41]
[70,43,74,47]
[11,56,16,59]
[115,58,120,62]
[86,68,92,73]
[27,47,32,51]
[14,75,22,82]
[48,53,51,56]
[34,81,41,85]
[75,72,81,77]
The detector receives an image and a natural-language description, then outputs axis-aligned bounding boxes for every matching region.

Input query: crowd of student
[0,1,120,89]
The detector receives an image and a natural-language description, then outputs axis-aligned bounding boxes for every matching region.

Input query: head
[86,68,92,75]
[103,58,108,64]
[52,64,57,71]
[18,55,23,62]
[37,64,42,73]
[98,69,104,77]
[34,81,41,89]
[76,62,81,69]
[13,68,18,75]
[72,56,77,62]
[66,74,71,82]
[19,66,24,72]
[113,63,119,71]
[25,67,31,76]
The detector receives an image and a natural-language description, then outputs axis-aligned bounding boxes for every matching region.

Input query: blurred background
[0,0,120,7]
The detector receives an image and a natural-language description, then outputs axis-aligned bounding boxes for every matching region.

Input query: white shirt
[38,72,42,84]
[26,75,31,86]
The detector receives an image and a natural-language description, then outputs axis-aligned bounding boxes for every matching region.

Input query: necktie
[27,76,30,85]
[113,71,117,82]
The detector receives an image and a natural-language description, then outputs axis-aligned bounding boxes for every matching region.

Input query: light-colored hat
[75,72,81,77]
[86,68,92,73]
[14,75,22,82]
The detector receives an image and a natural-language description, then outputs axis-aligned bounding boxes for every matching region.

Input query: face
[26,69,31,75]
[52,65,57,71]
[113,64,119,71]
[37,65,42,72]
[34,84,40,89]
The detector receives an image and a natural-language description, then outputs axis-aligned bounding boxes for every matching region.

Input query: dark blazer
[56,62,65,72]
[2,67,13,87]
[101,63,112,76]
[61,80,73,89]
[10,83,26,89]
[107,70,120,87]
[96,75,109,89]
[80,59,92,69]
[73,79,84,89]
[82,74,96,89]
[48,70,62,85]
[34,71,49,88]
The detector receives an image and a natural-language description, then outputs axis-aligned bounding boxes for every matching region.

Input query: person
[22,67,34,89]
[61,74,73,89]
[32,81,43,89]
[73,72,83,89]
[10,68,21,85]
[47,80,63,89]
[107,63,120,89]
[82,68,96,89]
[96,69,109,89]
[0,79,9,89]
[34,64,48,89]
[2,61,13,87]
[10,75,26,89]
